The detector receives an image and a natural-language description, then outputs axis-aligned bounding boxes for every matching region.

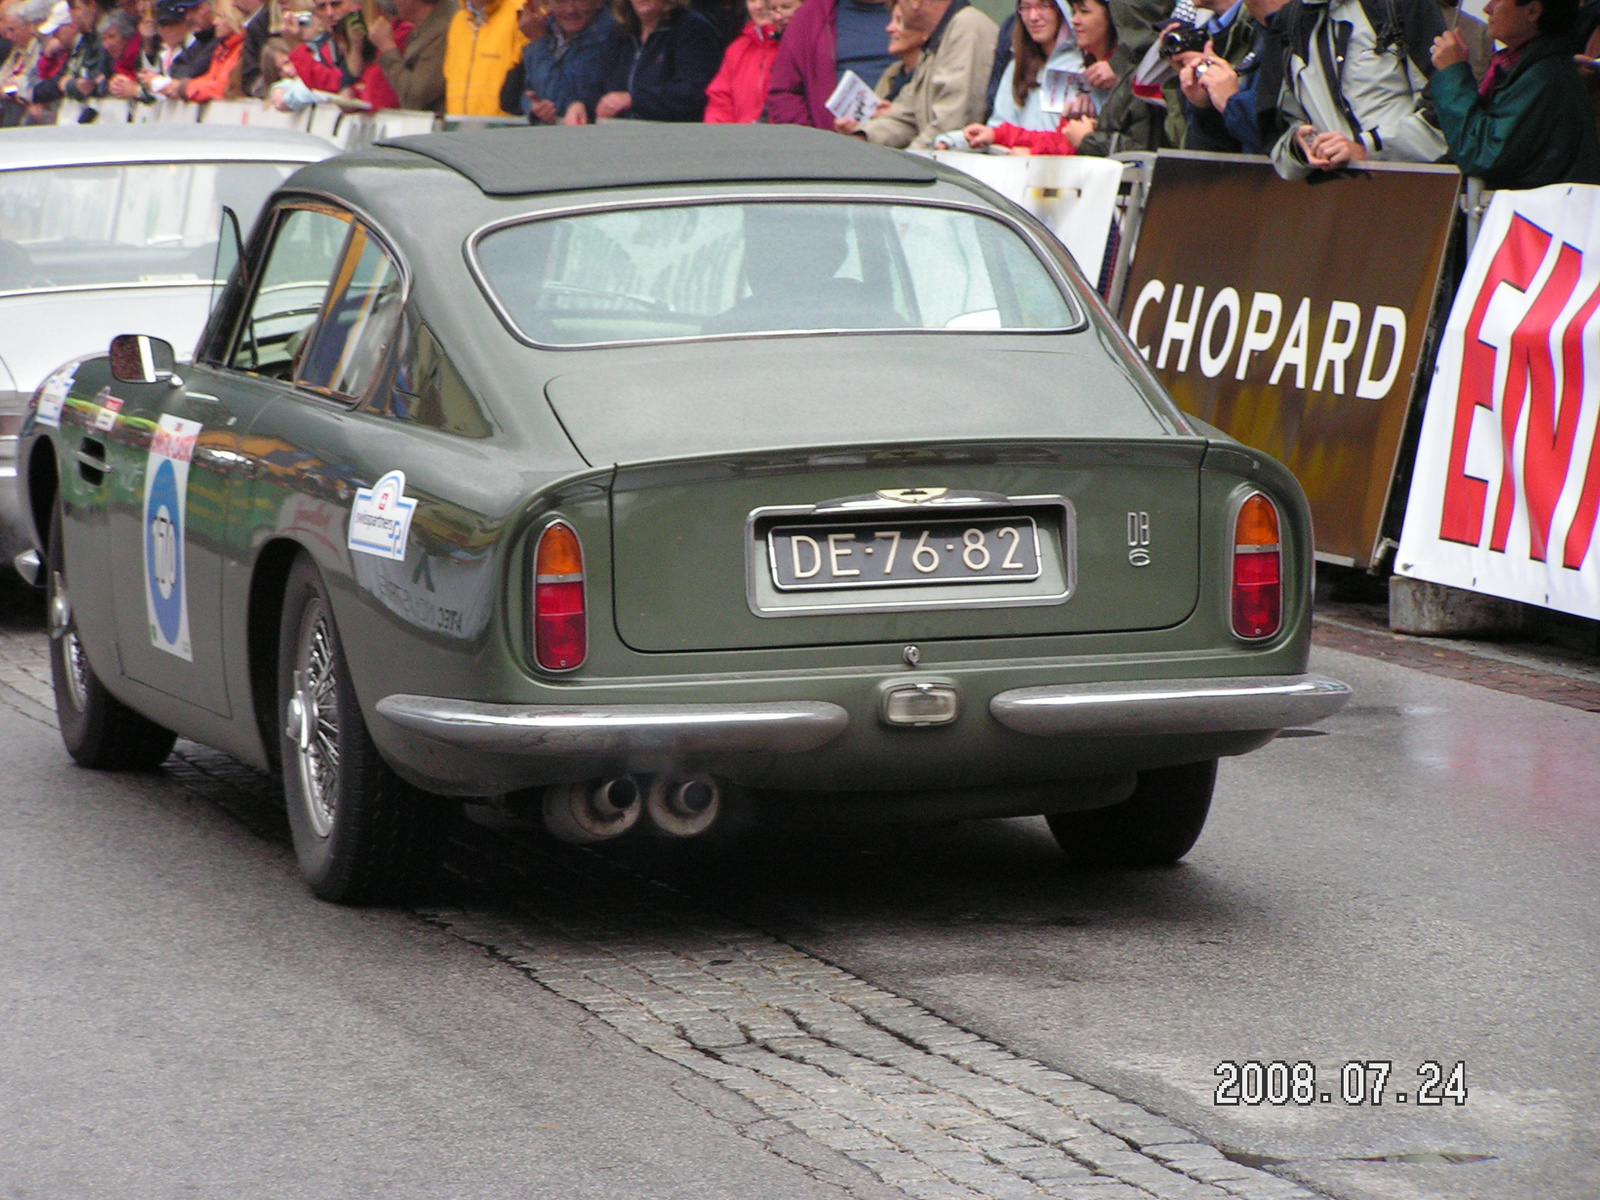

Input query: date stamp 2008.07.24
[1214,1060,1468,1107]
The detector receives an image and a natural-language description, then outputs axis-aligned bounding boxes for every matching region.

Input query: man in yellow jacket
[444,0,529,115]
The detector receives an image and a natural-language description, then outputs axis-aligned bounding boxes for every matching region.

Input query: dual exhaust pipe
[542,774,722,844]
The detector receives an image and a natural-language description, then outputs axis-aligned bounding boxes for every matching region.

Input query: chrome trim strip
[463,192,1088,351]
[375,695,849,756]
[990,674,1352,737]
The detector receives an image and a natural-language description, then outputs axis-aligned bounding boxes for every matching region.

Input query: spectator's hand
[963,122,994,148]
[1199,51,1238,107]
[138,68,158,84]
[1309,130,1366,167]
[1178,61,1210,107]
[1430,29,1468,71]
[562,99,587,123]
[108,74,140,98]
[872,98,891,117]
[528,94,557,123]
[833,115,862,135]
[595,90,630,119]
[1062,93,1095,118]
[367,14,396,53]
[1063,114,1097,148]
[1007,145,1032,155]
[1293,124,1320,164]
[1083,60,1116,90]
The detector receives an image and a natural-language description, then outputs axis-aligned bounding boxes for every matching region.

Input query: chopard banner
[1396,185,1600,620]
[1120,152,1460,567]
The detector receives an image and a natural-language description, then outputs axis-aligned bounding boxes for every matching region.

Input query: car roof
[0,124,336,171]
[377,124,939,197]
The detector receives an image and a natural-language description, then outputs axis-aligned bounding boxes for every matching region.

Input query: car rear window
[473,201,1079,347]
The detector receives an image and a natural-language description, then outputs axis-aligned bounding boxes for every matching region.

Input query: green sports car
[15,125,1349,903]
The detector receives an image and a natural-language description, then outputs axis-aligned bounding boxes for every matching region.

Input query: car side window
[296,224,404,401]
[230,206,351,379]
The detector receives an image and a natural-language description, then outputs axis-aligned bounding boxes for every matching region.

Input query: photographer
[31,0,111,104]
[1170,0,1293,153]
[1269,0,1448,178]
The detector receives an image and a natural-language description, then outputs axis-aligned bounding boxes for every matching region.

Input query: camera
[1158,24,1210,58]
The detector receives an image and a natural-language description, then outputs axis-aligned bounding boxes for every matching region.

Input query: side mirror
[108,334,177,385]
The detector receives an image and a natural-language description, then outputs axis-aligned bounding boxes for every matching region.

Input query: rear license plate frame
[767,515,1043,592]
[745,492,1075,619]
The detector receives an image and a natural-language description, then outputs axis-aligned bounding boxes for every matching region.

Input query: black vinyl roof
[377,124,939,196]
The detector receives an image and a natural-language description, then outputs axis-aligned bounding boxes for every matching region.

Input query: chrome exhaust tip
[542,777,643,843]
[645,774,722,838]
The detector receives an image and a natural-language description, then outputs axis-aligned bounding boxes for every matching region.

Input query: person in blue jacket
[513,0,612,121]
[592,0,722,119]
[1431,0,1600,188]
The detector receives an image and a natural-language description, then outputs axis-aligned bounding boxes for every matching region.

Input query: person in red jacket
[703,0,796,121]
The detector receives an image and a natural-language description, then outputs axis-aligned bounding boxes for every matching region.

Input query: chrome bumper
[375,695,850,757]
[989,674,1351,737]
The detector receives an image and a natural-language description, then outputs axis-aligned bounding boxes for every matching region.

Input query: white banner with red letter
[1397,185,1600,618]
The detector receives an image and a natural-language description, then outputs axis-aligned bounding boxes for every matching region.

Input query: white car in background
[0,124,334,574]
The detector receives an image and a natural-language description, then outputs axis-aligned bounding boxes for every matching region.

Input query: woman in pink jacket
[703,0,799,121]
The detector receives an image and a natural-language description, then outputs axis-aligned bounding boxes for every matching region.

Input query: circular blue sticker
[146,457,184,645]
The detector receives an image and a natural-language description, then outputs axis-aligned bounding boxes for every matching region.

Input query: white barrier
[1396,184,1600,619]
[926,150,1125,288]
[50,96,440,148]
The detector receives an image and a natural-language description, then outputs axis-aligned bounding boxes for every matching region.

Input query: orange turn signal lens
[1235,493,1280,548]
[536,520,584,578]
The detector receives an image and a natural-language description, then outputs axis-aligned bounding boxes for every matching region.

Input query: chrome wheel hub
[291,600,340,839]
[50,569,88,714]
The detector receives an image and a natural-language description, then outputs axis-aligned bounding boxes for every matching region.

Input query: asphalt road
[1,580,1596,1200]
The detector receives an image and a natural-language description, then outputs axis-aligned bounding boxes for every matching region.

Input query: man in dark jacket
[1431,0,1600,187]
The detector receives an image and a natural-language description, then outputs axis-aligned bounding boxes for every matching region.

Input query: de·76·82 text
[1213,1061,1467,1107]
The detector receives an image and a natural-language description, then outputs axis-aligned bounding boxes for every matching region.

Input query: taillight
[1232,493,1281,640]
[533,521,585,671]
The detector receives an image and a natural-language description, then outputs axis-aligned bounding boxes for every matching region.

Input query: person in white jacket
[1269,0,1448,178]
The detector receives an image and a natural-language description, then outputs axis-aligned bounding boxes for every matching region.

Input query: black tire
[47,500,177,769]
[278,552,446,903]
[1046,760,1217,867]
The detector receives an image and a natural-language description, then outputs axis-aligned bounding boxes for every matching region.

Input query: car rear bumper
[375,696,850,758]
[989,674,1352,737]
[374,672,1349,795]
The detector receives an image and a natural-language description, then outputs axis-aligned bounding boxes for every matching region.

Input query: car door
[107,201,355,719]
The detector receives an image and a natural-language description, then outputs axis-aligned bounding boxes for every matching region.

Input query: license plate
[769,516,1042,591]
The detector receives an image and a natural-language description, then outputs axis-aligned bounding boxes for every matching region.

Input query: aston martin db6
[16,124,1349,902]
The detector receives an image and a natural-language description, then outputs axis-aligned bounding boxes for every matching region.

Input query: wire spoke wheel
[289,597,340,838]
[49,569,90,715]
[277,552,447,903]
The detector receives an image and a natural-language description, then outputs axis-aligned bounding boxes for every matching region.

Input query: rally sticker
[347,469,417,562]
[143,414,202,661]
[34,365,77,427]
[93,390,123,432]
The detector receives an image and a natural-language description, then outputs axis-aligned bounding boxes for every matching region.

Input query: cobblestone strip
[425,835,1323,1200]
[0,623,56,724]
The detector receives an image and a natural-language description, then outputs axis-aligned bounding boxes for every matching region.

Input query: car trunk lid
[544,339,1203,653]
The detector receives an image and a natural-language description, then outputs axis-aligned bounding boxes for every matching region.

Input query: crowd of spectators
[2,0,1600,189]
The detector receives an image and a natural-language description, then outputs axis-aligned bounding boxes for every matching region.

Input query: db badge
[1127,511,1151,567]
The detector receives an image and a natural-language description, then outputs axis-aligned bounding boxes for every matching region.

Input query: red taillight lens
[533,521,585,670]
[1232,493,1281,639]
